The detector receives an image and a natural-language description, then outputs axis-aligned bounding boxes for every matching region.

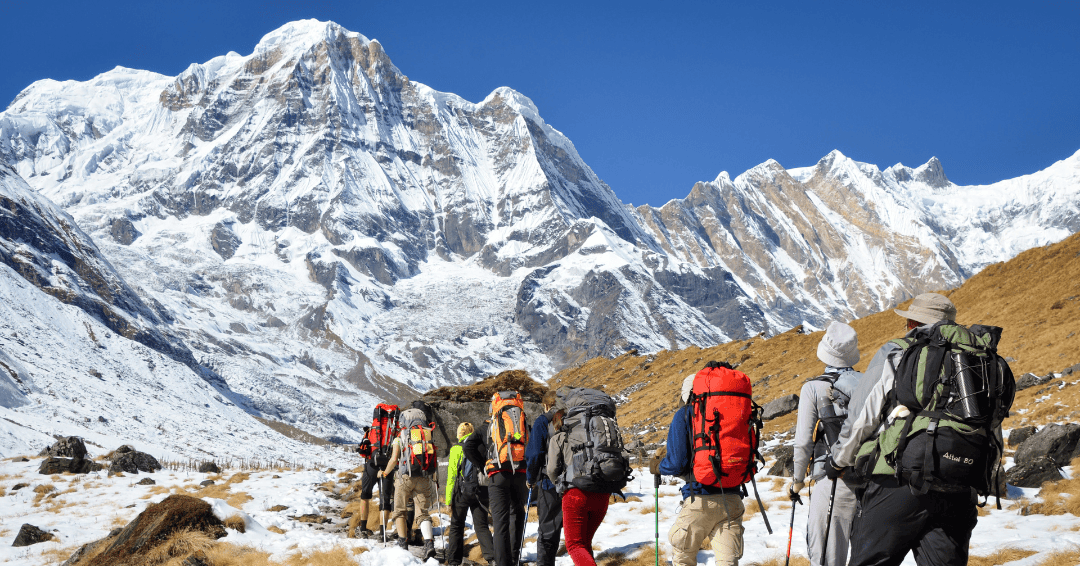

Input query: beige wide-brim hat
[817,321,860,368]
[894,292,957,326]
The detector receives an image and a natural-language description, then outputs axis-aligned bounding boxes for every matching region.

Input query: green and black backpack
[854,321,1015,502]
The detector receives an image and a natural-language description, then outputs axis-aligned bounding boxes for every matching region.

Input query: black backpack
[858,322,1015,502]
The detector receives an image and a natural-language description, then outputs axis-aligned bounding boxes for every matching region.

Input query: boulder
[1062,363,1080,377]
[767,445,794,477]
[137,478,156,486]
[1008,426,1038,447]
[39,436,88,459]
[39,457,103,475]
[1014,423,1080,466]
[762,395,799,421]
[1016,373,1055,391]
[66,494,226,566]
[12,524,53,547]
[198,461,220,474]
[109,451,162,474]
[1006,456,1064,488]
[200,480,215,487]
[422,399,544,457]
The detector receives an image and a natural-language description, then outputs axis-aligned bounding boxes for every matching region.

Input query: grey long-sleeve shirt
[793,367,860,482]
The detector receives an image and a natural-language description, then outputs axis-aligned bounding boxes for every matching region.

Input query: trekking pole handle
[654,473,661,488]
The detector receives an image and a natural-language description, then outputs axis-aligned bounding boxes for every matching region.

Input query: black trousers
[848,478,978,566]
[359,461,395,510]
[447,486,496,565]
[535,486,563,566]
[489,471,529,566]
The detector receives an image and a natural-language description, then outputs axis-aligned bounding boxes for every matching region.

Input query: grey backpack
[560,388,632,493]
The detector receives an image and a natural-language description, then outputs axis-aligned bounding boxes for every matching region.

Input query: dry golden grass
[744,498,768,517]
[33,483,57,506]
[551,232,1080,439]
[268,525,287,534]
[1034,547,1080,566]
[0,486,6,498]
[597,545,667,566]
[224,516,247,533]
[968,547,1038,566]
[1025,459,1080,516]
[744,555,810,566]
[281,547,361,565]
[38,543,81,564]
[610,494,643,504]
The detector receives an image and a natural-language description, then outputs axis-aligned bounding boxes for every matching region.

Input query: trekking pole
[434,466,446,555]
[380,474,388,547]
[654,473,661,566]
[516,483,534,566]
[819,478,838,566]
[785,491,802,566]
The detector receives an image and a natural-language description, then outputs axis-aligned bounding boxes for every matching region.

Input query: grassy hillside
[549,231,1080,443]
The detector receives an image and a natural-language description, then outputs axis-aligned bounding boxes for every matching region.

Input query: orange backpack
[486,391,528,474]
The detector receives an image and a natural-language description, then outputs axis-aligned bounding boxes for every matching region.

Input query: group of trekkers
[349,292,1016,566]
[348,386,633,566]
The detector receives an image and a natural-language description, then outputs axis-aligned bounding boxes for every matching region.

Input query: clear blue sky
[2,0,1077,207]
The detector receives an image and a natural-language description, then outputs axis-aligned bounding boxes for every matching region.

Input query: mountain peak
[914,156,950,188]
[254,19,369,55]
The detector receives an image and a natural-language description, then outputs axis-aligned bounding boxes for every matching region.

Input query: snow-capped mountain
[0,162,353,461]
[0,19,1077,451]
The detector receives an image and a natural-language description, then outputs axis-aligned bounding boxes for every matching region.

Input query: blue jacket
[525,410,556,491]
[659,404,740,500]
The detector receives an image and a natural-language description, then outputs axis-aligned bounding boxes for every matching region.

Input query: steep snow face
[0,164,356,460]
[0,19,1078,451]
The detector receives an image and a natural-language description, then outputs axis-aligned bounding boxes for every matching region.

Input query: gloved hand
[649,446,668,476]
[825,457,845,481]
[788,479,805,501]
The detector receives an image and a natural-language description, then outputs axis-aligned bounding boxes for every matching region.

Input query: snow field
[1,449,1077,566]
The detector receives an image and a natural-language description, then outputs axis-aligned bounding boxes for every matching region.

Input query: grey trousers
[807,477,857,566]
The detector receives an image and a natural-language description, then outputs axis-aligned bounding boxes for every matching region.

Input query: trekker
[351,403,400,539]
[788,321,862,566]
[546,388,632,566]
[445,422,496,566]
[463,391,530,566]
[828,293,1014,566]
[380,407,439,559]
[654,361,762,566]
[526,390,563,566]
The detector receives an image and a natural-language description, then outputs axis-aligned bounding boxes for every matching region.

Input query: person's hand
[649,446,668,476]
[788,479,805,501]
[377,470,385,478]
[825,457,845,481]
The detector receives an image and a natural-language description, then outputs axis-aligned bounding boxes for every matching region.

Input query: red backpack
[365,404,400,465]
[688,362,762,489]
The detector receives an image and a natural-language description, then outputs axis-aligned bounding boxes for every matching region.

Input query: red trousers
[561,488,610,566]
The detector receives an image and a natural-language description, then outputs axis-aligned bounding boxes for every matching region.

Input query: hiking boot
[422,539,435,560]
[397,535,409,549]
[358,528,374,539]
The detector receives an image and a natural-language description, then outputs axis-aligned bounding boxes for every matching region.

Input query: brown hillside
[549,231,1080,443]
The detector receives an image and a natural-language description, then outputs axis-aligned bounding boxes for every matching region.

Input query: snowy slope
[0,20,1077,452]
[0,445,1074,566]
[0,162,362,460]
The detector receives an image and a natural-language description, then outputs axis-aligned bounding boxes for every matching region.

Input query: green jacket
[445,432,471,506]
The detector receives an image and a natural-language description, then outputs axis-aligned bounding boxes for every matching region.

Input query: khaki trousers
[390,473,433,524]
[669,493,745,566]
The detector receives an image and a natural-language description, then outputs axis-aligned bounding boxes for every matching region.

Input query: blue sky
[1,0,1077,207]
